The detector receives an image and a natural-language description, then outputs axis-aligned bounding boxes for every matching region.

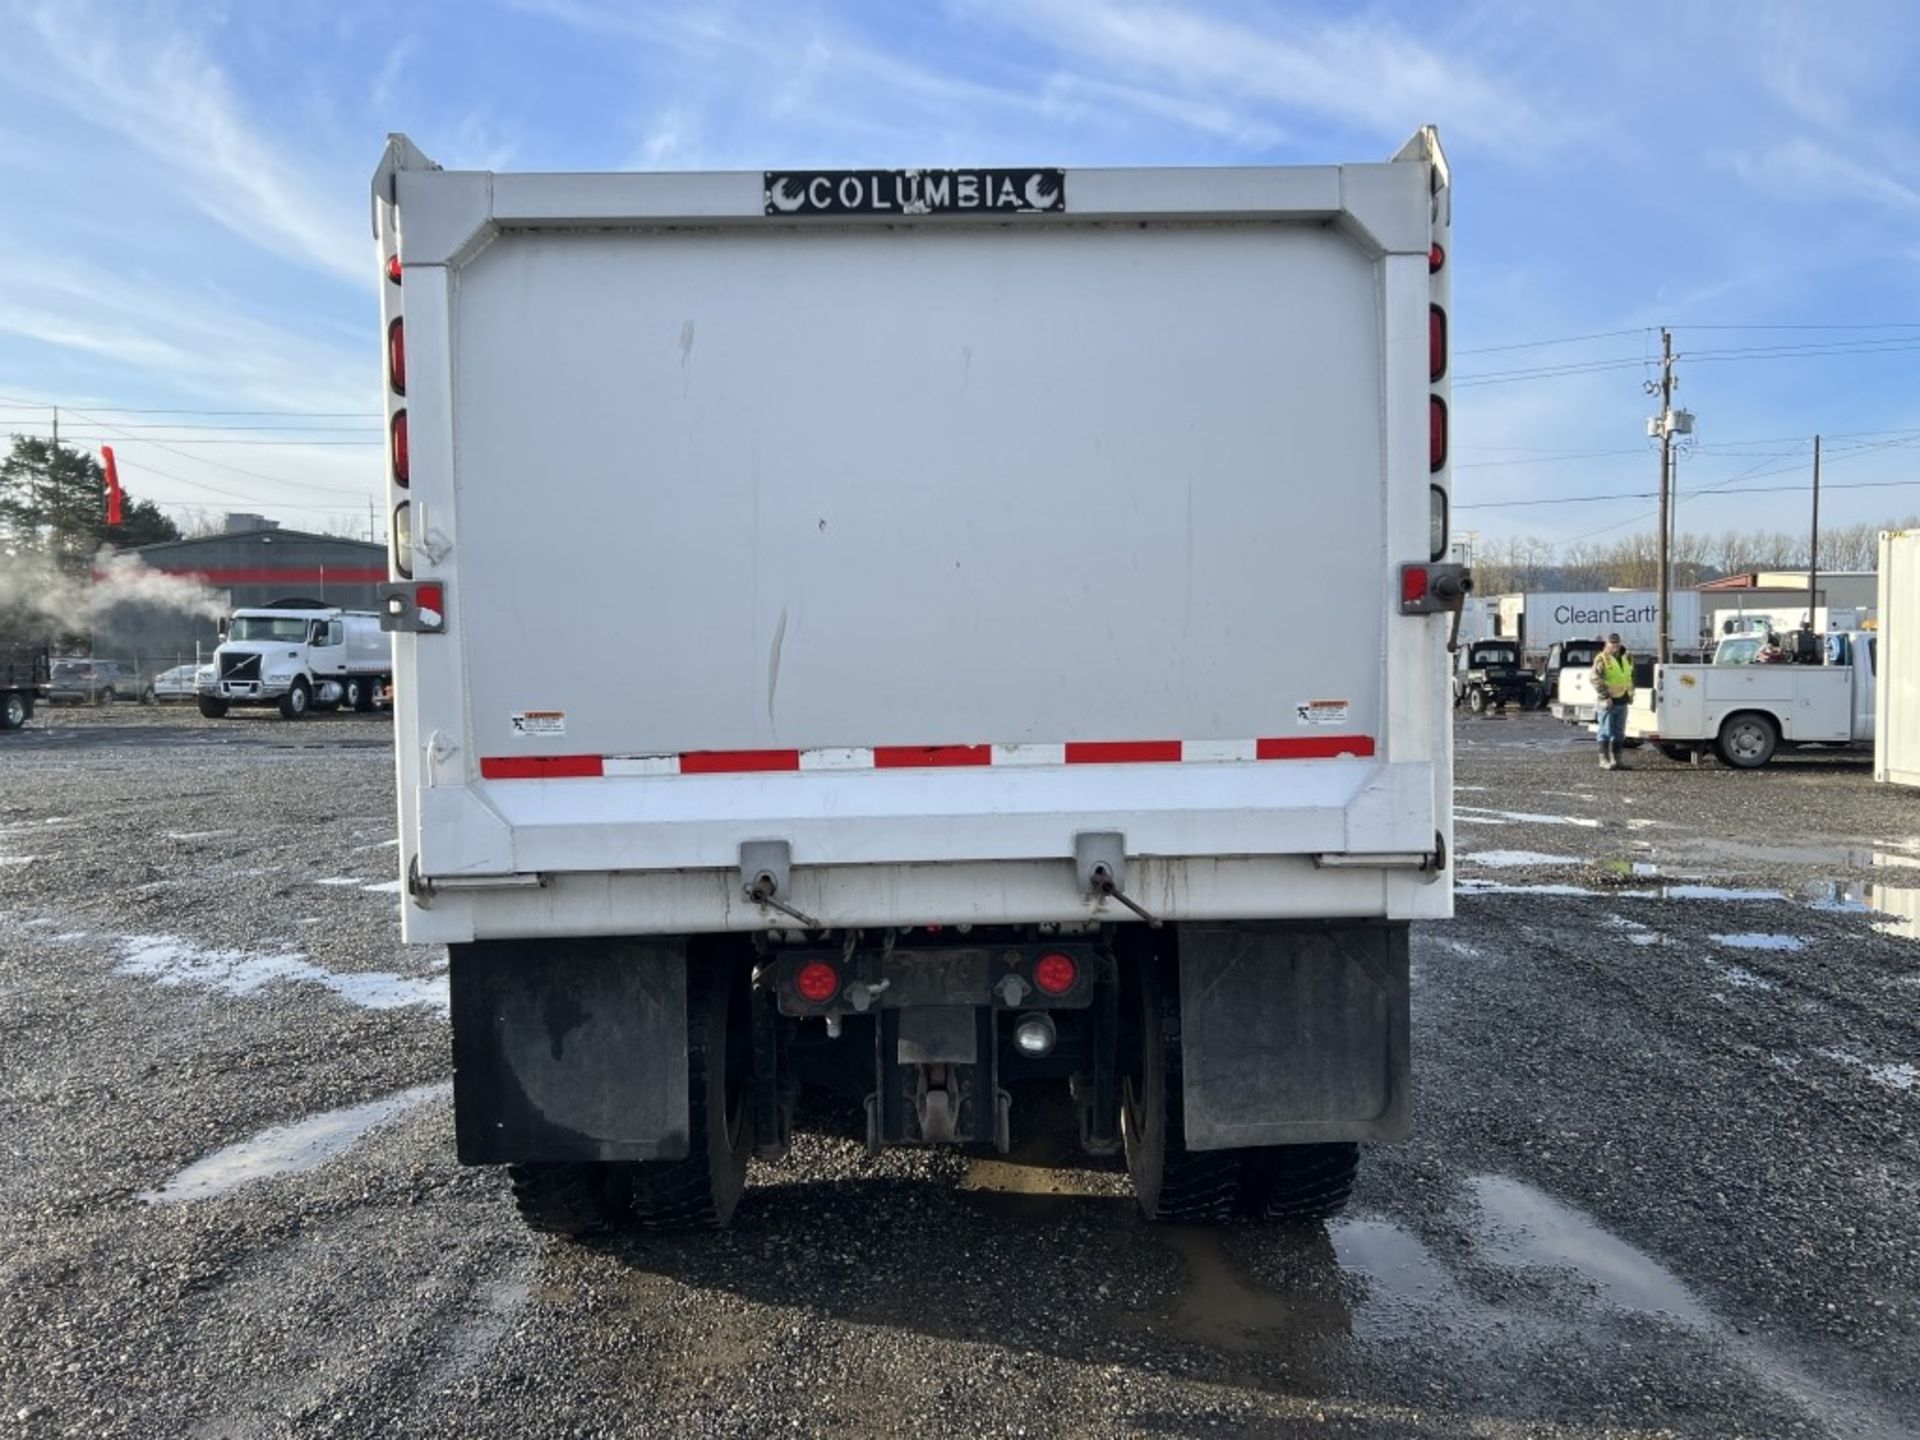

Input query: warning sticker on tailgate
[1295,699,1351,727]
[510,711,567,738]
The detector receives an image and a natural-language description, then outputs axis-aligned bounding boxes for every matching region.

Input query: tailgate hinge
[1075,832,1162,928]
[740,840,820,930]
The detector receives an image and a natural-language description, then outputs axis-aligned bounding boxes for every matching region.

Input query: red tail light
[1429,395,1447,472]
[1402,565,1430,606]
[415,582,444,619]
[386,254,402,284]
[388,317,406,396]
[1033,952,1078,996]
[1429,243,1445,273]
[391,409,409,486]
[796,960,839,1004]
[1429,305,1446,383]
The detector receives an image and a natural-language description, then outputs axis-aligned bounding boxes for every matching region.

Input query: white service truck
[1629,630,1877,768]
[372,130,1460,1234]
[1875,530,1920,786]
[199,601,392,719]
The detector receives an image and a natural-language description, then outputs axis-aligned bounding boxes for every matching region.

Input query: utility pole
[1808,434,1822,630]
[1645,330,1696,661]
[1655,329,1673,663]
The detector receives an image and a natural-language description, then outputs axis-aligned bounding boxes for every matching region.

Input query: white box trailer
[1877,531,1920,786]
[1512,590,1703,657]
[373,129,1459,1233]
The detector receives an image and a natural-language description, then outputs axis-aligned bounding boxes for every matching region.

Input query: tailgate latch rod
[1075,832,1162,928]
[740,840,820,929]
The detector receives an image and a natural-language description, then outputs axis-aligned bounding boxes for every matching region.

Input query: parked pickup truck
[1628,630,1877,768]
[1452,640,1542,714]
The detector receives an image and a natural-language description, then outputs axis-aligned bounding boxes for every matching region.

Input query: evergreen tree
[0,436,180,563]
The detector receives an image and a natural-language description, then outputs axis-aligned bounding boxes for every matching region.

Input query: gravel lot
[1,706,1915,1438]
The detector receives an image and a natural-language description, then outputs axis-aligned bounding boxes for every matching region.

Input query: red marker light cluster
[388,318,406,396]
[795,960,839,1004]
[1033,952,1078,996]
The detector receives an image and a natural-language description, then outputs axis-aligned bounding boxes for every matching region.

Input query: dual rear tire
[1121,957,1358,1224]
[508,960,752,1236]
[506,952,1358,1236]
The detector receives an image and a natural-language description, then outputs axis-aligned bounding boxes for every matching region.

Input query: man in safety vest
[1592,633,1634,770]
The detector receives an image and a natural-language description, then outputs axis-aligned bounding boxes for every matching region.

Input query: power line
[58,407,377,498]
[1455,328,1650,357]
[1455,437,1920,511]
[1455,336,1920,387]
[0,395,377,418]
[26,436,381,447]
[1454,321,1920,358]
[1,419,376,432]
[112,454,379,513]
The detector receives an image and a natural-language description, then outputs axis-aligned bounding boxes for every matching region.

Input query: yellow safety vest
[1595,653,1633,699]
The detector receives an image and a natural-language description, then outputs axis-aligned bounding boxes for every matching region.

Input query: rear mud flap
[1177,922,1409,1151]
[449,938,689,1163]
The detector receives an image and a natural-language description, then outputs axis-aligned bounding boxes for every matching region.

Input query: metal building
[134,518,387,612]
[93,518,387,678]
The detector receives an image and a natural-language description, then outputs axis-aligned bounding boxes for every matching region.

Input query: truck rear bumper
[401,759,1450,941]
[213,680,292,701]
[403,852,1450,943]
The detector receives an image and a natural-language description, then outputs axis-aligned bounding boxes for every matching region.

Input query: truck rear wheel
[506,1163,626,1237]
[508,958,751,1237]
[620,959,752,1229]
[1123,959,1250,1223]
[197,696,228,719]
[1240,1143,1360,1223]
[1715,712,1777,769]
[1123,957,1362,1225]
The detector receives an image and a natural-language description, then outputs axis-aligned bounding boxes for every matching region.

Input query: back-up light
[1429,305,1446,383]
[391,409,409,486]
[1429,395,1448,472]
[392,501,412,579]
[388,318,406,395]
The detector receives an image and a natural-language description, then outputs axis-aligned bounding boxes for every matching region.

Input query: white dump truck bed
[376,137,1455,942]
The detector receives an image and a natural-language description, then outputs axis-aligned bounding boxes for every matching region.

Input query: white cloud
[370,35,421,116]
[12,1,366,287]
[1730,137,1920,214]
[516,0,1305,158]
[956,0,1559,155]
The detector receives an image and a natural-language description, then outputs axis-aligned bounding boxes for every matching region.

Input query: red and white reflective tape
[479,735,1375,780]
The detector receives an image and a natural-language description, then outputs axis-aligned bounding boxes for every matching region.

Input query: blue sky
[0,0,1916,550]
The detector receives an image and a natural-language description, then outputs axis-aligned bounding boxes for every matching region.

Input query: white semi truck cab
[200,600,392,720]
[373,129,1460,1235]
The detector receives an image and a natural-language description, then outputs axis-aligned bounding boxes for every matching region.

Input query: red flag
[101,446,123,527]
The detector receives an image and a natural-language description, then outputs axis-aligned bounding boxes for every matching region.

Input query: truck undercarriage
[449,920,1408,1231]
